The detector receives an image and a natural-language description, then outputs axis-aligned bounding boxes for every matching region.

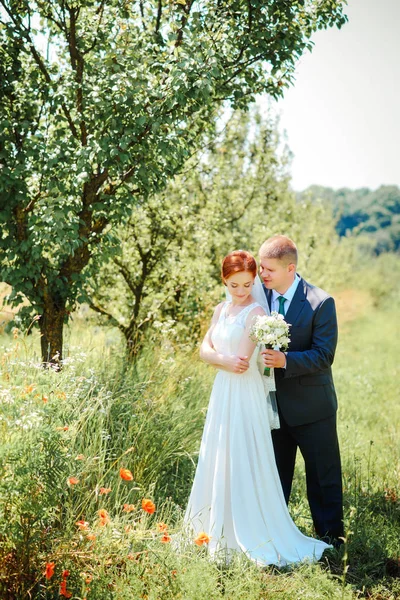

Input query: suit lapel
[262,284,272,311]
[284,276,307,326]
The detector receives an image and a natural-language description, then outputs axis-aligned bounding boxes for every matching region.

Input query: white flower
[249,313,291,349]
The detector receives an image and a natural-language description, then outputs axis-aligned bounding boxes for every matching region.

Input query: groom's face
[259,256,296,294]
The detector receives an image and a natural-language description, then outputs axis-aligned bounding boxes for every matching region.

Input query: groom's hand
[262,349,286,369]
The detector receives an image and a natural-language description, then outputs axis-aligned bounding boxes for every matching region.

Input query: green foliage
[0,0,347,360]
[301,185,400,254]
[1,269,400,598]
[89,109,355,354]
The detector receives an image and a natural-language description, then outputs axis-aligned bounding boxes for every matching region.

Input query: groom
[260,235,344,546]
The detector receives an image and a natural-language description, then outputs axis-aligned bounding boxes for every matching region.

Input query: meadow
[0,273,399,599]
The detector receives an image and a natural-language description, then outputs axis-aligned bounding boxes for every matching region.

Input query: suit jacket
[265,276,338,427]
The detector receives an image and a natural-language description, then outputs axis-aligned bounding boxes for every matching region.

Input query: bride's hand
[224,355,249,374]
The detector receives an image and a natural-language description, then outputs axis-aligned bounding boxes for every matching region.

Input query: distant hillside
[299,185,400,254]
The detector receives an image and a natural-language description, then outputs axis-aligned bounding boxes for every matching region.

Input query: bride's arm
[200,303,250,373]
[236,305,266,359]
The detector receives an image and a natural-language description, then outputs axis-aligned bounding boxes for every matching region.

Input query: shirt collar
[271,273,301,304]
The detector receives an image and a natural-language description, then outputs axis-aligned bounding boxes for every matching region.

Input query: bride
[184,250,331,566]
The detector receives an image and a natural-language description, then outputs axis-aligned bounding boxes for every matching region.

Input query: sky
[268,0,400,192]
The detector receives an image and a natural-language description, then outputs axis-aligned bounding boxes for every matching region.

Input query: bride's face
[224,271,255,304]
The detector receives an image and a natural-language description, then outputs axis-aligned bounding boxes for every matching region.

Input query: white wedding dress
[184,301,331,566]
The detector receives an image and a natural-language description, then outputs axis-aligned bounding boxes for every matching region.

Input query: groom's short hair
[259,235,298,266]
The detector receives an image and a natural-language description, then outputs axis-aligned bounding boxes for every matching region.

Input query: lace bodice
[211,301,260,371]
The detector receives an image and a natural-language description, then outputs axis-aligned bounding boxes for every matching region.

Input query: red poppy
[119,468,134,481]
[67,476,79,486]
[60,579,72,598]
[194,532,211,546]
[76,520,89,530]
[161,534,171,543]
[98,508,110,526]
[156,522,168,532]
[122,503,135,512]
[45,562,55,580]
[141,498,156,514]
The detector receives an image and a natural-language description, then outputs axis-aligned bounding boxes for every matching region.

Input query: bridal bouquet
[250,312,291,376]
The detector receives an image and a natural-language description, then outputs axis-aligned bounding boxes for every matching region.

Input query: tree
[89,109,354,356]
[302,185,400,254]
[0,0,347,363]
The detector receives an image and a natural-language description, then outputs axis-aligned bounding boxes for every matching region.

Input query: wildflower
[171,570,177,578]
[62,570,70,578]
[76,520,89,530]
[67,476,79,486]
[56,391,66,400]
[119,468,133,481]
[156,522,168,532]
[45,562,55,579]
[75,454,85,460]
[25,384,35,394]
[85,574,93,584]
[161,533,171,543]
[194,532,211,546]
[98,508,110,526]
[86,533,96,541]
[141,498,156,514]
[127,552,142,561]
[122,503,135,512]
[99,487,112,495]
[60,579,72,598]
[384,488,398,503]
[42,395,48,403]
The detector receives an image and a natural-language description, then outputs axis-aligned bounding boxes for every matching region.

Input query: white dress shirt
[270,274,301,369]
[271,273,301,316]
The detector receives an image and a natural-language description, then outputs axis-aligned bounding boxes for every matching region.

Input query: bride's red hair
[221,250,257,282]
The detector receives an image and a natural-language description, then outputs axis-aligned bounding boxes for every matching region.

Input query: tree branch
[0,1,79,139]
[155,0,162,34]
[67,6,87,145]
[88,300,125,331]
[113,256,143,298]
[82,0,106,55]
[175,0,195,48]
[139,0,147,31]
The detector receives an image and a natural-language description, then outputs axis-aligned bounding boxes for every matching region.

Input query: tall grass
[0,284,399,599]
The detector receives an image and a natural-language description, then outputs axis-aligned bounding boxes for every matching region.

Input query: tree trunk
[39,295,66,366]
[125,321,141,360]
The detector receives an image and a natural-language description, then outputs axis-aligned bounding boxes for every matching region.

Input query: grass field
[0,285,399,599]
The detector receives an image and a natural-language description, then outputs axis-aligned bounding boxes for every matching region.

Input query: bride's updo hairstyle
[221,250,257,284]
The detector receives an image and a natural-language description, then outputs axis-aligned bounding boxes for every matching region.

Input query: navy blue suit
[265,277,344,542]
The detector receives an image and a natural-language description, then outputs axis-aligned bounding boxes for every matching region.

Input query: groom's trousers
[272,410,344,543]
